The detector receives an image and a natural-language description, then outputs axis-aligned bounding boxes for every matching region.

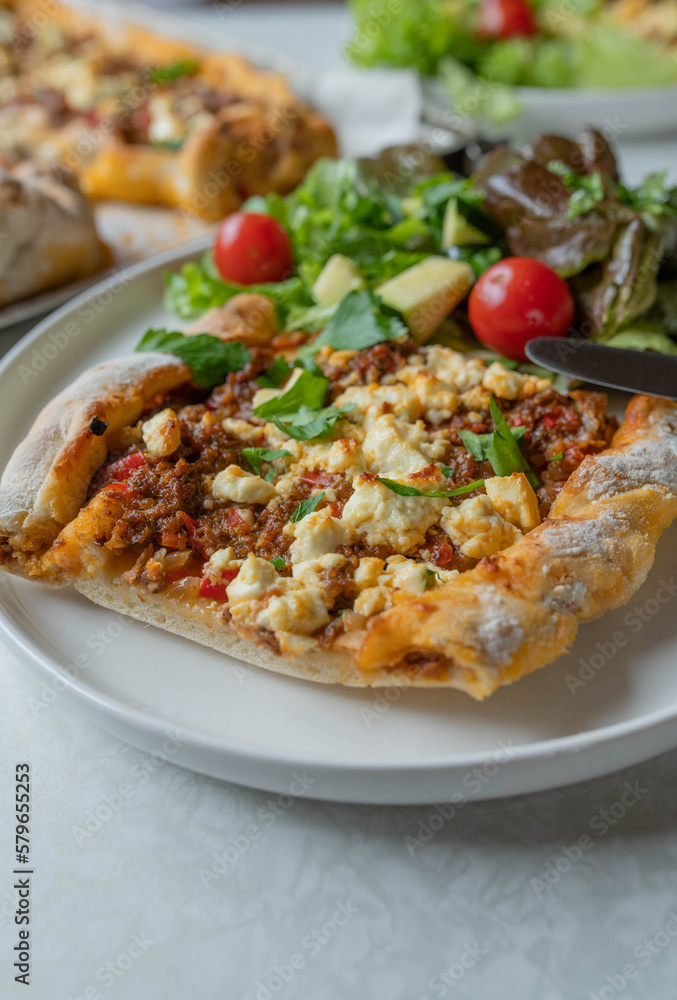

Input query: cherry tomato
[477,0,537,38]
[468,257,574,361]
[214,212,293,285]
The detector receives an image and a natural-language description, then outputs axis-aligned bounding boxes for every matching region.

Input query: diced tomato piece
[104,482,130,495]
[198,576,230,602]
[224,508,252,535]
[328,502,344,519]
[107,452,146,481]
[180,511,209,558]
[160,531,186,549]
[299,470,334,488]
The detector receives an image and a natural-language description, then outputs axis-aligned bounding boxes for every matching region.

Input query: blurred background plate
[422,76,677,145]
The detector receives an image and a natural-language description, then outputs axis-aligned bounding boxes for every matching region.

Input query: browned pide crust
[1,350,676,699]
[3,0,337,221]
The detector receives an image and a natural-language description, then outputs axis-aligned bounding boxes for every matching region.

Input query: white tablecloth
[2,6,677,998]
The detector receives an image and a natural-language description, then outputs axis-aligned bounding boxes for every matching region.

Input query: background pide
[0,0,336,225]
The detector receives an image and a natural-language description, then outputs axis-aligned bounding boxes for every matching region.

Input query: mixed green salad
[165,131,677,363]
[348,0,677,123]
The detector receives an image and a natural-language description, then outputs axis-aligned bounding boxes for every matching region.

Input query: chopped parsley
[290,492,325,522]
[487,397,539,489]
[242,448,291,477]
[252,369,353,441]
[135,328,250,389]
[269,557,286,571]
[256,358,293,388]
[376,478,484,498]
[148,59,200,85]
[301,289,406,356]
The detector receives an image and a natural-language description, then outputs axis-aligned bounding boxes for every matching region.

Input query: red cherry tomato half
[214,212,293,285]
[468,257,574,362]
[477,0,537,38]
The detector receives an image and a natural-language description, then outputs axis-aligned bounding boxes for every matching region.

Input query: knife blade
[525,337,677,402]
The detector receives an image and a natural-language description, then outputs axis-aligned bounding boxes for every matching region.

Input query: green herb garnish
[487,396,539,488]
[458,424,526,462]
[269,557,286,571]
[253,369,328,419]
[242,448,291,477]
[271,405,351,442]
[422,567,441,590]
[135,328,250,389]
[148,59,200,85]
[290,492,325,523]
[552,451,564,462]
[375,477,484,498]
[256,358,292,388]
[301,290,406,357]
[252,369,353,441]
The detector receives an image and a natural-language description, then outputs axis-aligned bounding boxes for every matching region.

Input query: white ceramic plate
[2,243,677,805]
[422,77,677,144]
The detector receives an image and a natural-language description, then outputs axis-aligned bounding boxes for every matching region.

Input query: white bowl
[422,76,677,144]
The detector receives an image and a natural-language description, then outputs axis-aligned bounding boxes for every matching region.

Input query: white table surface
[2,5,677,999]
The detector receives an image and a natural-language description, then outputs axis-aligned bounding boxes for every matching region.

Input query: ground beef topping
[91,342,616,652]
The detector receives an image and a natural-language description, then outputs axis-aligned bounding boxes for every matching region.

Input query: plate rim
[2,242,677,798]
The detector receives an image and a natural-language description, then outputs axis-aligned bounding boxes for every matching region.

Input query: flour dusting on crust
[475,585,525,666]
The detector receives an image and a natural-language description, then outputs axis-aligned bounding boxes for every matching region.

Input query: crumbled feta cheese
[459,386,492,414]
[226,554,279,605]
[221,417,266,443]
[289,510,353,564]
[256,587,330,635]
[399,370,459,424]
[415,346,486,392]
[353,586,388,617]
[485,473,541,532]
[342,469,446,553]
[212,465,276,504]
[521,374,552,397]
[334,383,421,427]
[324,438,365,477]
[147,94,186,144]
[482,362,527,401]
[292,553,347,590]
[441,494,521,559]
[363,414,430,474]
[354,557,385,590]
[277,633,319,655]
[141,408,181,458]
